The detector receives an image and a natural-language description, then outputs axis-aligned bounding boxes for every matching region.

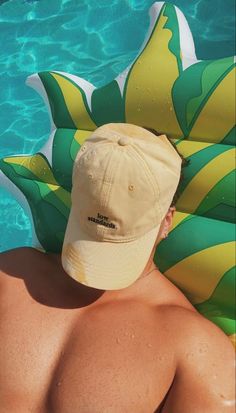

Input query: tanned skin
[0,207,235,413]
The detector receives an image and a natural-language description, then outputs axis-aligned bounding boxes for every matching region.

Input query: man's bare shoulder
[180,306,235,359]
[159,303,234,351]
[160,306,235,412]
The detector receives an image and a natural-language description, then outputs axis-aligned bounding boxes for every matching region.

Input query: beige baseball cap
[61,123,182,290]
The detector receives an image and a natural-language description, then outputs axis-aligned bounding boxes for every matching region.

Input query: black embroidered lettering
[87,212,116,229]
[97,213,108,221]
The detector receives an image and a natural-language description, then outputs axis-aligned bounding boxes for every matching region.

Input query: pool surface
[0,0,235,252]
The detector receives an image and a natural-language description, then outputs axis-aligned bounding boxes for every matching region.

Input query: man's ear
[160,206,176,239]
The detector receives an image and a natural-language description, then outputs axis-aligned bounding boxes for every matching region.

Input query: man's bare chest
[0,290,176,413]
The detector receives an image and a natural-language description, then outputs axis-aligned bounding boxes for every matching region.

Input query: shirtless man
[0,124,235,413]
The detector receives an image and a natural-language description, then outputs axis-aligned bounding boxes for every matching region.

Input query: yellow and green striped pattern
[0,2,235,344]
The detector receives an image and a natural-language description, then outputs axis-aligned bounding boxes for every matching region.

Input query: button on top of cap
[118,136,130,146]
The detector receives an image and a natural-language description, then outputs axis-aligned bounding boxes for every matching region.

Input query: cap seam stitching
[103,145,121,217]
[99,145,118,237]
[126,145,162,222]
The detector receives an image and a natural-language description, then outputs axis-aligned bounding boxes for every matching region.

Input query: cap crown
[72,123,182,242]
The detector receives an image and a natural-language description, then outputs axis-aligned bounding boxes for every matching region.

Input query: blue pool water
[0,0,235,252]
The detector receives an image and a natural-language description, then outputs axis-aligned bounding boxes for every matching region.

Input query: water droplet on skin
[56,381,62,387]
[186,352,194,358]
[198,342,209,354]
[147,343,152,348]
[222,399,236,407]
[131,334,135,339]
[116,337,121,344]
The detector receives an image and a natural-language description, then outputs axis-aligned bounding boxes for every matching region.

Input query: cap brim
[61,207,161,290]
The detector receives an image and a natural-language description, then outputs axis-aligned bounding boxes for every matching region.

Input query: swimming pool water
[0,0,235,252]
